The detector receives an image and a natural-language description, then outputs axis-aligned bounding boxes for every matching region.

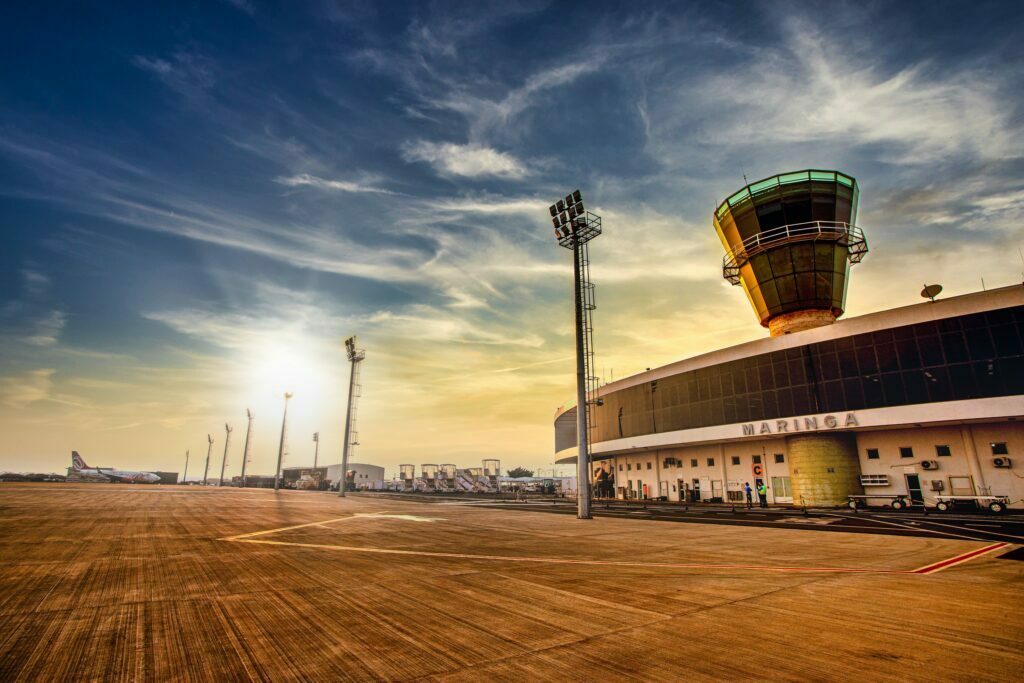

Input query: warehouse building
[555,170,1024,509]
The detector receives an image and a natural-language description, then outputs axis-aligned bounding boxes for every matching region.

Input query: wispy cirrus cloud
[275,173,399,195]
[402,141,529,179]
[0,369,55,408]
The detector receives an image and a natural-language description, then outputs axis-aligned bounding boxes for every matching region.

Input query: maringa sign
[741,412,858,437]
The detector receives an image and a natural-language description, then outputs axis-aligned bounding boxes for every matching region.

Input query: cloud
[23,310,65,346]
[21,269,50,296]
[223,0,254,15]
[0,369,55,408]
[649,16,1020,167]
[275,173,399,195]
[402,141,529,179]
[132,52,217,105]
[423,195,547,215]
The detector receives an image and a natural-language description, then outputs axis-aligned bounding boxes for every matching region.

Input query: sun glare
[245,338,336,413]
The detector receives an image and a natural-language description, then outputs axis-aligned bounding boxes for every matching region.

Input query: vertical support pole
[219,424,231,487]
[573,240,592,520]
[274,394,290,491]
[339,359,357,498]
[240,410,253,489]
[203,436,212,485]
[313,433,320,468]
[183,449,189,485]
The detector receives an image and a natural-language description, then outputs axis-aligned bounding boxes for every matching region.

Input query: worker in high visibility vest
[757,482,768,508]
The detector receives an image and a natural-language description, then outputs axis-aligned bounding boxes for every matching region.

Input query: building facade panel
[558,287,1024,508]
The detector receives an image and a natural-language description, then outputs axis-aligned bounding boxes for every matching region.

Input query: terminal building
[554,170,1024,509]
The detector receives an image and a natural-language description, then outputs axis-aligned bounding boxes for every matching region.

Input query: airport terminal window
[592,305,1024,443]
[691,459,698,467]
[991,442,1009,455]
[866,448,879,460]
[707,458,715,466]
[899,447,914,458]
[647,462,652,470]
[935,445,952,457]
[774,453,785,464]
[752,455,762,464]
[731,456,741,465]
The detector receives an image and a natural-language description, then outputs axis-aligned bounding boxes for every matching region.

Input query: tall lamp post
[548,189,602,520]
[312,432,320,468]
[219,423,232,486]
[274,392,293,491]
[183,449,189,485]
[203,434,214,486]
[339,336,366,498]
[240,409,254,488]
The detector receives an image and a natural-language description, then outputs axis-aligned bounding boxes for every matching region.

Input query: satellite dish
[921,284,943,302]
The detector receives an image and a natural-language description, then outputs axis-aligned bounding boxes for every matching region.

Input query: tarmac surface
[1,483,1022,681]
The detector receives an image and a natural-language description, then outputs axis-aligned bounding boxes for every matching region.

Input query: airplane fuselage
[70,452,161,483]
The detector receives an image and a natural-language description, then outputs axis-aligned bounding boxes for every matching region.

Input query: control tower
[713,170,869,506]
[713,170,868,336]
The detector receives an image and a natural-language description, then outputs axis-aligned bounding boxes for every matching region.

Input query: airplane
[70,451,161,484]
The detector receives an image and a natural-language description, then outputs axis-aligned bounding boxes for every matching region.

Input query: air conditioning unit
[920,460,939,470]
[930,480,944,491]
[993,457,1012,468]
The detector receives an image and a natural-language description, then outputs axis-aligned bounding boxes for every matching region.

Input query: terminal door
[905,474,924,504]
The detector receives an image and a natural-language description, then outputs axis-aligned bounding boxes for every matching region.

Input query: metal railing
[722,221,868,284]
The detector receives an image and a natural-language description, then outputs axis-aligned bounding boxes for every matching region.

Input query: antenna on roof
[741,166,749,186]
[921,283,943,302]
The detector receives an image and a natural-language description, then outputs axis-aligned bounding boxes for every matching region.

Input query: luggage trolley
[932,494,1011,514]
[846,494,914,510]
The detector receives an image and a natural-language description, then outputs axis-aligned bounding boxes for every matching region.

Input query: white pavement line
[225,537,907,575]
[911,518,1024,543]
[823,513,985,542]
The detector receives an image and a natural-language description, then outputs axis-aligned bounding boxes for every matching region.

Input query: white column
[960,425,988,495]
[718,444,728,502]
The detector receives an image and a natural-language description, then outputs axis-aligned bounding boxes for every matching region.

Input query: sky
[1,1,1023,478]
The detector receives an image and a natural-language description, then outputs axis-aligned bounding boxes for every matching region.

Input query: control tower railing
[722,221,868,284]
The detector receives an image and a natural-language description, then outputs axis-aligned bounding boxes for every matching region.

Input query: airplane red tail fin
[71,451,89,470]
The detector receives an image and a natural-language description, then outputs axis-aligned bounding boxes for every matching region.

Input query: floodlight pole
[203,434,213,485]
[548,189,601,521]
[313,432,320,468]
[219,423,232,486]
[183,449,189,485]
[240,409,254,488]
[274,392,292,491]
[572,240,592,520]
[339,337,365,498]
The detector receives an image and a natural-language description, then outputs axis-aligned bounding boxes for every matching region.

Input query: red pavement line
[911,542,1009,574]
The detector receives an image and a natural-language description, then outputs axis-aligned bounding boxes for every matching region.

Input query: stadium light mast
[274,393,293,491]
[548,189,602,520]
[339,336,366,498]
[219,423,232,487]
[312,432,320,468]
[183,449,189,485]
[240,409,254,488]
[203,434,214,486]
